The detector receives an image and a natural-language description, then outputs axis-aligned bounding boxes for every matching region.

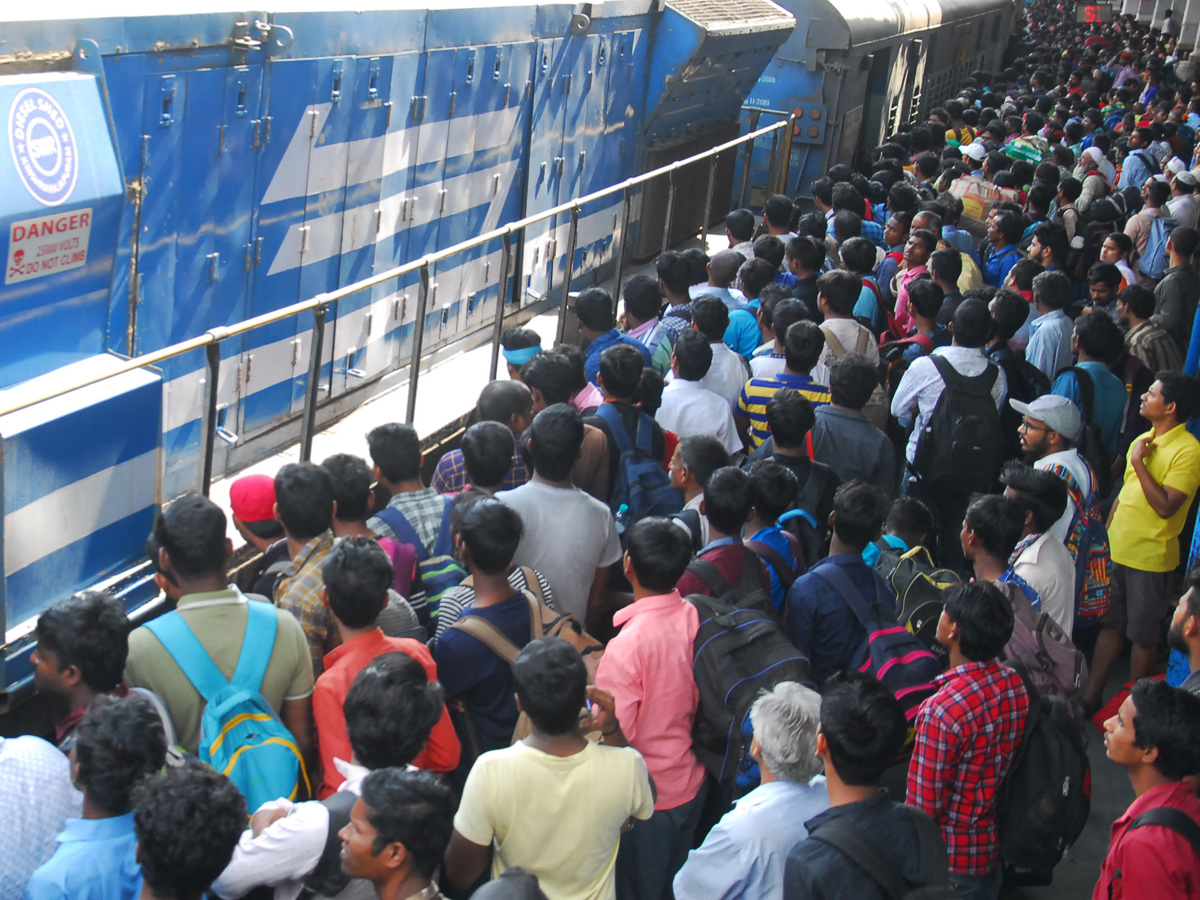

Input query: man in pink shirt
[596,517,707,900]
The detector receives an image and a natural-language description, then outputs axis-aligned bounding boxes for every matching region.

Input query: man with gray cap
[1011,394,1112,635]
[1167,170,1199,230]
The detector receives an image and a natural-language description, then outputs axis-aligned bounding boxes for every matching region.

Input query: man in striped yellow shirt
[735,320,831,449]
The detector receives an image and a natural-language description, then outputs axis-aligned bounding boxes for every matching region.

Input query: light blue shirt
[1025,309,1075,381]
[1118,149,1152,190]
[1051,361,1127,462]
[674,776,830,900]
[24,812,142,900]
[941,225,979,263]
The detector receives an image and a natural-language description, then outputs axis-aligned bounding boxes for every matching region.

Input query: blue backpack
[593,402,682,541]
[1139,213,1179,280]
[375,496,466,623]
[146,599,309,810]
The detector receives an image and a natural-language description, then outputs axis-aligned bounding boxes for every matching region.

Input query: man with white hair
[1074,146,1115,213]
[673,683,829,900]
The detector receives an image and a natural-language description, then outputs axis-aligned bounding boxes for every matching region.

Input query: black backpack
[996,661,1091,877]
[912,355,1004,496]
[806,806,950,899]
[687,592,812,783]
[992,345,1050,463]
[685,548,774,619]
[874,544,960,667]
[1059,366,1114,498]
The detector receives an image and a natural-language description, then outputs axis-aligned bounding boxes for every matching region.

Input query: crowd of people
[10,3,1200,900]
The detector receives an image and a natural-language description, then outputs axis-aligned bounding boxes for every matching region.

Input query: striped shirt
[736,372,831,448]
[1126,320,1183,375]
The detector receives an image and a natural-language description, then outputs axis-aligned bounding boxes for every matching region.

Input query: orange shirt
[313,628,460,797]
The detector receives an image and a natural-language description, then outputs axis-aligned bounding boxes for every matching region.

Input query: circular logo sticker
[9,88,78,207]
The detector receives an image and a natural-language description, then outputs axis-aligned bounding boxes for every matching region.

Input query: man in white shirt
[1012,395,1095,545]
[211,652,443,900]
[682,295,751,409]
[657,331,741,454]
[1168,171,1200,230]
[1001,463,1079,635]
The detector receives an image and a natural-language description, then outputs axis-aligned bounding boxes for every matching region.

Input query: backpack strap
[374,506,430,563]
[298,789,359,900]
[674,508,704,552]
[1128,807,1200,861]
[229,600,278,694]
[1071,366,1096,424]
[929,353,998,394]
[686,556,734,598]
[810,563,888,630]
[820,324,849,358]
[853,326,870,356]
[593,402,633,455]
[432,496,455,557]
[778,507,820,532]
[145,612,235,704]
[518,566,548,609]
[746,539,799,590]
[807,816,911,900]
[449,611,525,666]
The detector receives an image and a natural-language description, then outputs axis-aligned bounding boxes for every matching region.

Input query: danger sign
[6,207,91,285]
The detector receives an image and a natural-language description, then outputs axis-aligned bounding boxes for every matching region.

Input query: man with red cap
[228,473,290,599]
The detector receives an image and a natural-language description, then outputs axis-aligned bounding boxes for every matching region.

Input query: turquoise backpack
[146,599,309,810]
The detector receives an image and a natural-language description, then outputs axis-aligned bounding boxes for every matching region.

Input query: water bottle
[614,503,632,536]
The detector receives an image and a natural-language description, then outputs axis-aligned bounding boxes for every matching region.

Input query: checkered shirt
[273,531,337,677]
[906,659,1029,876]
[430,448,529,494]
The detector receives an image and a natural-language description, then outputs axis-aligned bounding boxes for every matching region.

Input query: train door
[241,57,349,436]
[860,50,892,171]
[523,37,572,305]
[328,54,411,397]
[454,42,536,337]
[901,40,926,128]
[135,66,263,497]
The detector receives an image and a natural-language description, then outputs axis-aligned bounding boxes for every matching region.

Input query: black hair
[833,211,863,243]
[726,208,756,242]
[633,366,665,416]
[840,237,877,275]
[656,251,692,298]
[766,388,816,449]
[345,652,443,769]
[673,329,713,381]
[832,182,864,212]
[133,762,246,900]
[1001,462,1069,534]
[771,299,808,344]
[691,296,730,342]
[942,580,1015,661]
[275,462,335,540]
[153,494,228,579]
[995,210,1025,245]
[626,517,693,592]
[359,768,455,877]
[597,344,644,399]
[1008,258,1043,292]
[739,257,779,299]
[888,182,921,216]
[682,247,711,287]
[35,590,128,694]
[816,270,861,316]
[1032,222,1069,264]
[1117,283,1156,320]
[829,354,880,410]
[753,235,786,269]
[819,670,907,786]
[786,236,825,274]
[702,467,752,535]
[1156,371,1200,422]
[1147,180,1172,208]
[1129,678,1200,780]
[1059,177,1083,202]
[457,495,523,575]
[887,497,936,548]
[461,421,516,488]
[241,518,285,540]
[757,284,793,328]
[500,327,541,352]
[964,492,1025,559]
[989,290,1030,342]
[623,274,663,323]
[797,211,829,241]
[906,278,945,320]
[322,453,375,522]
[811,178,834,207]
[367,423,422,483]
[1171,225,1200,260]
[928,248,963,284]
[831,480,889,549]
[747,460,799,522]
[676,434,731,488]
[477,380,532,426]
[784,321,826,373]
[764,193,795,228]
[1087,262,1122,287]
[323,536,392,628]
[951,298,992,348]
[1073,310,1124,363]
[76,694,167,813]
[513,637,588,735]
[521,351,575,406]
[575,287,616,331]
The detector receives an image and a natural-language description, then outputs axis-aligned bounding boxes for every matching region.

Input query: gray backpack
[996,580,1088,718]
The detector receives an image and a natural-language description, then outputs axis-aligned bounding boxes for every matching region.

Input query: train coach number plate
[5,208,92,285]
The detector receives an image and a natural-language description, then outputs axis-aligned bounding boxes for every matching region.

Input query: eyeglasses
[1019,419,1049,433]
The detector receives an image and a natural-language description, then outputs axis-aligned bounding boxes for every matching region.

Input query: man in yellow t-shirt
[1086,373,1200,710]
[444,637,654,900]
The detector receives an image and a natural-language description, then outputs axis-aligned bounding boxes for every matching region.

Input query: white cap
[961,143,987,161]
[1168,156,1188,175]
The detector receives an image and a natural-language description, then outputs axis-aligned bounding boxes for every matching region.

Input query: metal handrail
[0,114,793,493]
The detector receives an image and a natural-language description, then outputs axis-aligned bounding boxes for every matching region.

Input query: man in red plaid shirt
[907,581,1029,899]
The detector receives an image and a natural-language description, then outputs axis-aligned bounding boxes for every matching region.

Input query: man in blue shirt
[577,286,651,385]
[674,682,829,900]
[982,210,1023,287]
[1051,311,1129,463]
[25,695,168,900]
[1026,271,1076,381]
[1117,127,1156,190]
[785,481,897,684]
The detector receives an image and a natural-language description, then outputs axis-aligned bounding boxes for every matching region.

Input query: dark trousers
[616,781,709,900]
[902,475,970,577]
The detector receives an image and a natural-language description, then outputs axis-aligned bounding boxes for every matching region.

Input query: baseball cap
[1008,395,1082,442]
[961,143,987,161]
[229,474,277,524]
